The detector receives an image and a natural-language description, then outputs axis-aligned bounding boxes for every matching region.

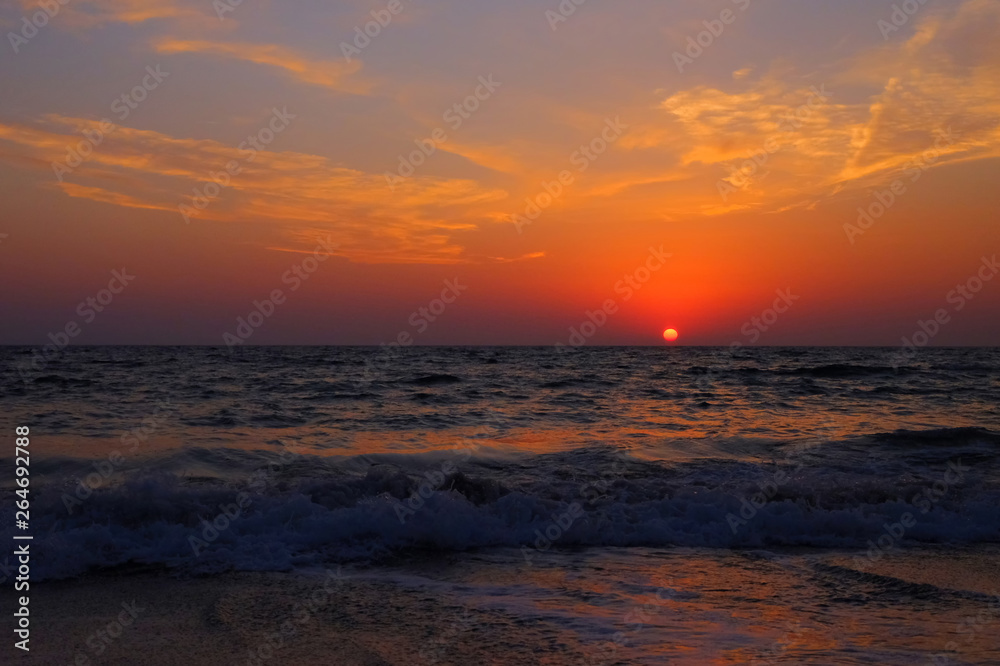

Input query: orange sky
[0,0,998,345]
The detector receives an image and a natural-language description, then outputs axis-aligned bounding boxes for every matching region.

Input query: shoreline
[5,544,1000,664]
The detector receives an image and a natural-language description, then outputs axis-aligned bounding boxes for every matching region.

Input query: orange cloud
[0,116,506,264]
[641,0,1000,216]
[17,0,214,30]
[153,39,371,94]
[55,182,177,213]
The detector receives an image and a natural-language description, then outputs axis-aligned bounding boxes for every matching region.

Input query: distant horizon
[3,343,998,349]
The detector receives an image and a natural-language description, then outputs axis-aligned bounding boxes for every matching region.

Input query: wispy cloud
[0,115,506,264]
[638,0,1000,215]
[16,0,215,29]
[153,39,372,94]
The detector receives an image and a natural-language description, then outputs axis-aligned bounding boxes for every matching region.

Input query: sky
[0,0,998,346]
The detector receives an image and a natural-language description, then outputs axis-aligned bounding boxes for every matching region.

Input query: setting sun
[663,328,679,342]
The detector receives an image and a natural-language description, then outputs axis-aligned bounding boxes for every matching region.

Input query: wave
[410,374,463,385]
[790,364,905,377]
[872,427,1000,447]
[7,430,999,581]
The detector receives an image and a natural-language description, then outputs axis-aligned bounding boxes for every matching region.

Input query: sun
[662,328,679,342]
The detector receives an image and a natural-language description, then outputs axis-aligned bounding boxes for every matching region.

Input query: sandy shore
[830,545,1000,597]
[6,564,595,666]
[10,568,397,665]
[7,546,1000,665]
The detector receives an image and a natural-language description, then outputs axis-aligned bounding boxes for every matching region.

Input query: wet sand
[15,569,392,665]
[8,545,1000,665]
[10,566,592,665]
[830,545,1000,597]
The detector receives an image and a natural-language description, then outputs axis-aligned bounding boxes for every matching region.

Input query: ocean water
[2,346,1000,663]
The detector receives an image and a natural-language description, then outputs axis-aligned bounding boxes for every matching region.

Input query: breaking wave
[6,427,999,581]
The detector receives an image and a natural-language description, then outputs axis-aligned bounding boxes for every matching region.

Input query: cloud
[437,141,525,175]
[54,182,178,213]
[640,0,1000,214]
[153,39,372,94]
[484,251,546,264]
[0,115,506,264]
[16,0,214,30]
[4,0,998,250]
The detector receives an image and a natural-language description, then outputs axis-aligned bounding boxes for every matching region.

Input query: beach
[10,546,1000,664]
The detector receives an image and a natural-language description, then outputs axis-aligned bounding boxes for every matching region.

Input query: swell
[6,429,999,581]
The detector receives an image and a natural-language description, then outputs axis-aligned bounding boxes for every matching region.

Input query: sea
[2,346,999,664]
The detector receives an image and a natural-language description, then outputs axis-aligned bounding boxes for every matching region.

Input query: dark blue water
[1,346,998,580]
